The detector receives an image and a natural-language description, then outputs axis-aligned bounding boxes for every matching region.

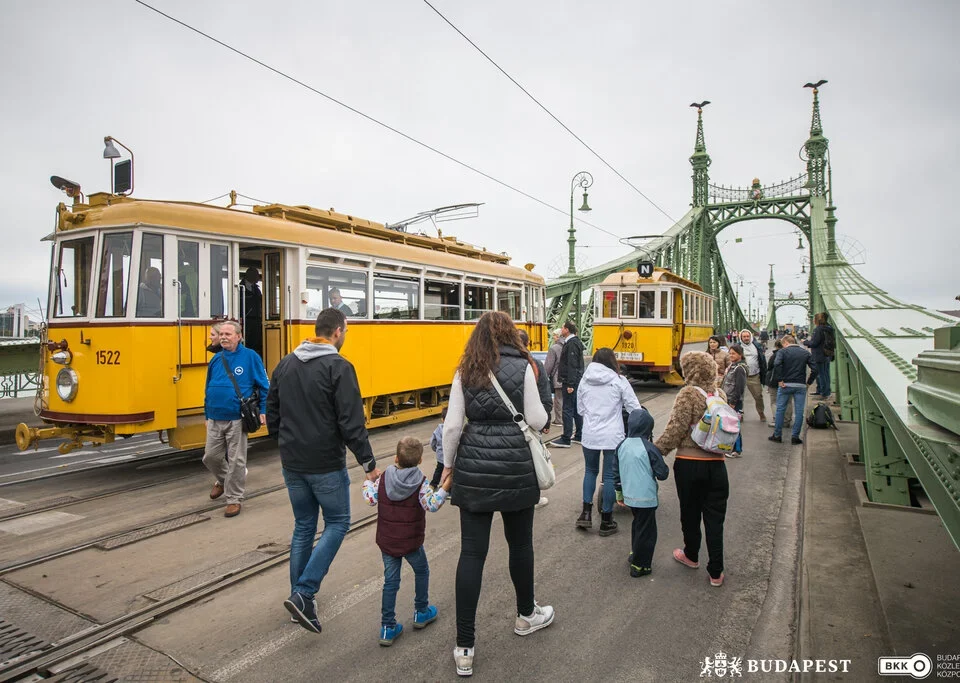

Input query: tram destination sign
[637,261,654,278]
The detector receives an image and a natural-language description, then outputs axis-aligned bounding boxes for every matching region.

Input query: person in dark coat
[440,311,552,677]
[554,320,585,447]
[803,312,835,399]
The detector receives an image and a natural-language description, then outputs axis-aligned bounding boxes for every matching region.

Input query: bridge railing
[808,197,960,548]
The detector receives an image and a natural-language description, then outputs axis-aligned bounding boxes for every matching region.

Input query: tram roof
[598,268,704,292]
[55,194,543,284]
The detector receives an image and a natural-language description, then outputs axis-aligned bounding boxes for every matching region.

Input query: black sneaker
[768,435,782,443]
[571,436,583,445]
[552,438,571,448]
[284,592,321,633]
[630,565,652,578]
[791,436,803,445]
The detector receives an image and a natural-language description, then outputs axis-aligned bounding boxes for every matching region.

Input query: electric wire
[421,0,677,225]
[131,0,624,241]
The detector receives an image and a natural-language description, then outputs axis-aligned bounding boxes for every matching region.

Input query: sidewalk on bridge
[0,396,40,446]
[797,393,960,680]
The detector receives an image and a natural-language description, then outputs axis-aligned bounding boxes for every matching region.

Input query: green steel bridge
[546,85,960,549]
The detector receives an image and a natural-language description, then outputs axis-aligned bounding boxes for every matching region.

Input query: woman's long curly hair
[457,311,532,388]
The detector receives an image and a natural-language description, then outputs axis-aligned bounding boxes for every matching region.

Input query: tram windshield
[96,232,133,318]
[53,236,94,318]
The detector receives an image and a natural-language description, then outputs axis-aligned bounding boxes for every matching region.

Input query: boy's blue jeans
[381,546,430,627]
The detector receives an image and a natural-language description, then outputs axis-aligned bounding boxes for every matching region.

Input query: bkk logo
[700,652,851,677]
[878,653,932,679]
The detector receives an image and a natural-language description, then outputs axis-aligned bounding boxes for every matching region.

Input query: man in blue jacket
[202,320,269,518]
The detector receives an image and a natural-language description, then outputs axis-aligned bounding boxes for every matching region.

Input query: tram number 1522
[95,350,121,365]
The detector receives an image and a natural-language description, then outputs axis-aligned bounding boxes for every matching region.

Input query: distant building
[0,304,40,338]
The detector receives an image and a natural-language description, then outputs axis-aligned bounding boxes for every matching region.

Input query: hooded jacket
[737,330,767,379]
[654,351,724,460]
[617,409,668,508]
[375,465,427,558]
[576,362,641,450]
[266,339,376,475]
[558,334,586,388]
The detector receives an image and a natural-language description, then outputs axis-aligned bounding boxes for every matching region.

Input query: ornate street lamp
[566,171,593,276]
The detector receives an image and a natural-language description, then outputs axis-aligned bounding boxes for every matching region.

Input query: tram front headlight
[51,349,73,365]
[56,368,78,402]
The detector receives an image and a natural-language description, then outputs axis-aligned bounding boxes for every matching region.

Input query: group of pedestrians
[197,303,836,677]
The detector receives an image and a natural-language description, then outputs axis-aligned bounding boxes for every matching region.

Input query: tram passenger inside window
[136,267,163,317]
[328,288,354,316]
[240,267,263,356]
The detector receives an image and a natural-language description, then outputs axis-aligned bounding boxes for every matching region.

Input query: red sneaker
[673,548,699,569]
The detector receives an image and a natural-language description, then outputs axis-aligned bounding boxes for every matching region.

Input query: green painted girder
[705,195,811,238]
[0,338,42,376]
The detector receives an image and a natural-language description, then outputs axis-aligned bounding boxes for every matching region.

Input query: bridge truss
[545,87,960,547]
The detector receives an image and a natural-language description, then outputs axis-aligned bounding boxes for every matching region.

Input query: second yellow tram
[591,268,715,385]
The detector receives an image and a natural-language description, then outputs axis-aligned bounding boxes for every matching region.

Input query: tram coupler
[15,423,115,453]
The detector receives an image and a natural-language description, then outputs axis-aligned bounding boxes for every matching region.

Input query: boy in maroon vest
[362,437,450,645]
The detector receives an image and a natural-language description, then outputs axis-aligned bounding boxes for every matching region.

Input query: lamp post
[103,136,135,195]
[566,171,593,276]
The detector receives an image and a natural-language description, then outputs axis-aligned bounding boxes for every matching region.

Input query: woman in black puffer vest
[441,311,552,676]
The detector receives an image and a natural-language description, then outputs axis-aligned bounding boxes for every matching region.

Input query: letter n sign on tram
[637,261,654,278]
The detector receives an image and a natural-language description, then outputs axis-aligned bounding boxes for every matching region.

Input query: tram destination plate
[615,352,643,361]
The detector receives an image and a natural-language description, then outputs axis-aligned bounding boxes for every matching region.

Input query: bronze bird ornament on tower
[690,100,711,112]
[803,80,828,91]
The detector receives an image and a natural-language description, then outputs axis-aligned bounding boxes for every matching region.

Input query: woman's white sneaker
[514,603,555,635]
[454,646,475,677]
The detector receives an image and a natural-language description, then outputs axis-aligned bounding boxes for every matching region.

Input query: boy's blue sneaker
[413,605,438,629]
[379,623,403,646]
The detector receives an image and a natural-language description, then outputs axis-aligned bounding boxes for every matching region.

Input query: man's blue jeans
[283,467,351,598]
[381,546,429,627]
[816,361,831,398]
[773,385,807,439]
[562,385,583,441]
[582,447,616,513]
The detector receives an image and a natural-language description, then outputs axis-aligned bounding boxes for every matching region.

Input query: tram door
[671,288,685,359]
[262,251,286,375]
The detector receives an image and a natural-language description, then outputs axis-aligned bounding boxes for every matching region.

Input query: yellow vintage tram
[19,192,547,454]
[591,268,714,385]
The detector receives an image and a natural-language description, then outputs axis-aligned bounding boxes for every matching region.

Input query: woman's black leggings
[456,506,535,647]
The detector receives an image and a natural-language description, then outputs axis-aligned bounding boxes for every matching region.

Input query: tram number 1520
[96,350,121,365]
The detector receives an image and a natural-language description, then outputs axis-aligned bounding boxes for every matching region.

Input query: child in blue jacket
[616,408,668,577]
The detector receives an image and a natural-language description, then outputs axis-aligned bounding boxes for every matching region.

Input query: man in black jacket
[769,334,816,445]
[554,320,585,448]
[267,308,381,634]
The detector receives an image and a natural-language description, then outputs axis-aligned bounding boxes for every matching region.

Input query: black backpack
[807,402,836,429]
[822,327,836,357]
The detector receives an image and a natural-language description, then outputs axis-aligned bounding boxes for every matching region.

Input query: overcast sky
[1,0,957,325]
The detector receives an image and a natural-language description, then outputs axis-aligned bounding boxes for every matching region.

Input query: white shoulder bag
[487,370,556,490]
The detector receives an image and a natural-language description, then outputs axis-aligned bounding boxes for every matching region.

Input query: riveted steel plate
[95,514,209,550]
[0,617,47,662]
[142,550,271,602]
[84,640,200,682]
[0,581,93,643]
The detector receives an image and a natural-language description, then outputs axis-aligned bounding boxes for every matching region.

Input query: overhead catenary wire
[131,0,624,241]
[421,0,677,225]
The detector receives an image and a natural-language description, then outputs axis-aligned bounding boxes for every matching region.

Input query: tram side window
[374,276,419,319]
[425,280,460,320]
[135,234,165,318]
[602,290,617,318]
[54,237,94,318]
[305,265,368,318]
[620,291,636,318]
[177,240,199,318]
[210,245,230,318]
[637,290,655,319]
[660,290,670,320]
[96,232,133,318]
[498,289,522,321]
[464,285,493,320]
[683,293,690,322]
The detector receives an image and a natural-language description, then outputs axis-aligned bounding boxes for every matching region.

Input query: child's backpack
[807,402,836,429]
[690,388,741,454]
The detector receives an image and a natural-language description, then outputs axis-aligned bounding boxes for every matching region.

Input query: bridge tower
[767,265,778,331]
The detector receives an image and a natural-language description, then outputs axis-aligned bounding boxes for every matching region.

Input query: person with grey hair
[543,328,564,426]
[202,320,269,517]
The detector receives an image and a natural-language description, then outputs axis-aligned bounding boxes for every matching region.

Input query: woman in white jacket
[575,348,641,536]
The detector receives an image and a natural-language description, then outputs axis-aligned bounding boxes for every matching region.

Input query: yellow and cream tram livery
[19,193,547,454]
[591,268,715,385]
